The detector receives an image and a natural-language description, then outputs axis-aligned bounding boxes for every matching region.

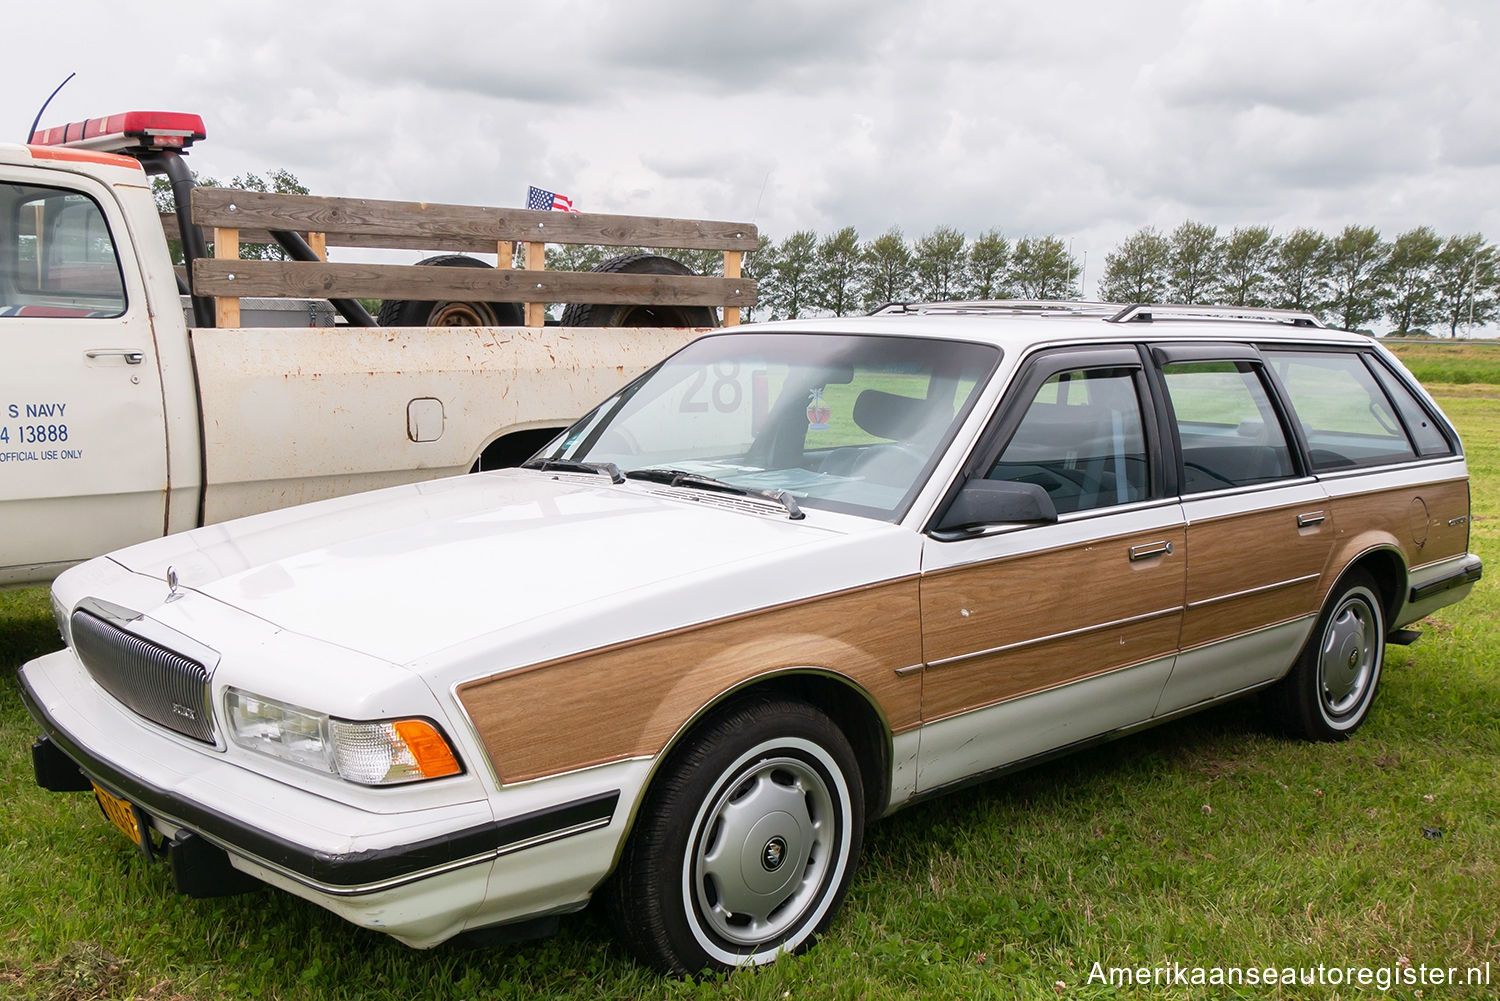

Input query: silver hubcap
[692,756,834,947]
[1320,595,1376,718]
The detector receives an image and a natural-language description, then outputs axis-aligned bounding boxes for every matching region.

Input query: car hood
[106,470,863,664]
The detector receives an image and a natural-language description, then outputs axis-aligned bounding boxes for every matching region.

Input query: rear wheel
[376,255,523,327]
[559,254,719,328]
[608,698,863,974]
[1270,570,1386,740]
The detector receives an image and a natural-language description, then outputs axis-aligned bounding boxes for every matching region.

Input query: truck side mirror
[934,479,1058,536]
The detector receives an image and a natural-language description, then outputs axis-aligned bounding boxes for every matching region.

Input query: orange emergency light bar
[29,111,206,154]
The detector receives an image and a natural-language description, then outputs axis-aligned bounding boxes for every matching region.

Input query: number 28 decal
[679,363,742,413]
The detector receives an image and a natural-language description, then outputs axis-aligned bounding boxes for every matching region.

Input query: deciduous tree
[1324,225,1389,332]
[860,229,915,310]
[765,230,818,319]
[913,226,968,301]
[1219,226,1278,307]
[1270,228,1330,312]
[1098,227,1170,303]
[1167,221,1222,304]
[1431,234,1499,337]
[1011,236,1080,300]
[966,229,1011,299]
[814,226,862,316]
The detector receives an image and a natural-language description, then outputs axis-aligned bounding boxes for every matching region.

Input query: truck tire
[376,255,523,327]
[559,254,719,328]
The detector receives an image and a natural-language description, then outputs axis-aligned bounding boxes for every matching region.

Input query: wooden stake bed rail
[178,187,757,327]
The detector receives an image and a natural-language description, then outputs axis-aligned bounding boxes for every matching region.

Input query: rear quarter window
[1265,350,1419,470]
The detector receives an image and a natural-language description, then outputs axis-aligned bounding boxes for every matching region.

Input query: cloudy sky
[6,0,1497,294]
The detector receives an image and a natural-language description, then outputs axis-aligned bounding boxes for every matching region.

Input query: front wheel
[1270,570,1387,740]
[607,698,863,974]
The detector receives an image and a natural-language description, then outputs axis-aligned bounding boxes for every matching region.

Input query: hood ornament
[164,565,183,602]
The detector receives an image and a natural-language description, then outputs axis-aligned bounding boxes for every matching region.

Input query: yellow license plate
[92,781,145,848]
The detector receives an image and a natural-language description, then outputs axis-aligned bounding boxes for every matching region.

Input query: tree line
[673,222,1496,336]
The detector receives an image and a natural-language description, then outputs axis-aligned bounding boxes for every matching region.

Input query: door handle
[1297,511,1326,528]
[1129,540,1174,561]
[85,349,145,365]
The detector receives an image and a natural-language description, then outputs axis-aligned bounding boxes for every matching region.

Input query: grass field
[2,346,1496,1000]
[1385,338,1500,386]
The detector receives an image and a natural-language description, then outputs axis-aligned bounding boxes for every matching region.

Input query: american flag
[526,185,576,213]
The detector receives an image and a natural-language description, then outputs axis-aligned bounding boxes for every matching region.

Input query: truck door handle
[1297,511,1326,528]
[1129,540,1174,561]
[85,349,145,365]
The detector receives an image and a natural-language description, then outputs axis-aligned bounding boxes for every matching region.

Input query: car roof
[716,301,1374,352]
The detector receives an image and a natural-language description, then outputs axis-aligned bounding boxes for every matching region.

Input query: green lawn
[2,390,1497,1000]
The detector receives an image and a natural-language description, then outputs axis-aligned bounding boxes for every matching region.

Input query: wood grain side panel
[920,616,1182,721]
[920,527,1186,718]
[1328,478,1469,571]
[1179,502,1331,649]
[457,580,922,784]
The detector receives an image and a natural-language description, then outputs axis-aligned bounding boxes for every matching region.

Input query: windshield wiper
[521,458,625,484]
[625,468,805,520]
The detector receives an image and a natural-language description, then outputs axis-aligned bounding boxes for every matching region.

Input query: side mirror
[935,478,1058,535]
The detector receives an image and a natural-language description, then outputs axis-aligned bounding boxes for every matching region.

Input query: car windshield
[541,332,1000,520]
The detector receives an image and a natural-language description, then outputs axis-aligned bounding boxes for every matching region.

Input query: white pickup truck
[1,112,754,587]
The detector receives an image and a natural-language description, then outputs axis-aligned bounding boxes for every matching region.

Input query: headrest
[853,390,934,441]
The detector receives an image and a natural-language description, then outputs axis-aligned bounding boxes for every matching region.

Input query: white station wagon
[21,302,1482,973]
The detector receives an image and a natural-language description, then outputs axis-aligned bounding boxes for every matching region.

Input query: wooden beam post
[306,231,327,261]
[722,251,743,326]
[523,241,546,327]
[213,227,240,327]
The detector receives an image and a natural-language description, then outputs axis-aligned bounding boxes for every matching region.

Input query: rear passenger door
[1150,344,1332,715]
[917,346,1186,791]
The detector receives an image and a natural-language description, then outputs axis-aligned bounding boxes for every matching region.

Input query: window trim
[1149,343,1310,495]
[925,344,1164,535]
[1,180,129,319]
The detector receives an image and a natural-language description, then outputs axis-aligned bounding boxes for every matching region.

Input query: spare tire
[559,253,719,328]
[376,255,523,327]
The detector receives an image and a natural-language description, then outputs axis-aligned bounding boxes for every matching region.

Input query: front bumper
[19,648,630,946]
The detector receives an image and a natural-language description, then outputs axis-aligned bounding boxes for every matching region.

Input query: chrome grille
[71,610,215,743]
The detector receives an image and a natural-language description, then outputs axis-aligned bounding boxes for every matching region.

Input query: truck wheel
[559,254,719,328]
[607,697,863,974]
[1269,569,1386,741]
[376,255,523,327]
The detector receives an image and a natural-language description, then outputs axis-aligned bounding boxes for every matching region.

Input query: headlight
[225,689,462,785]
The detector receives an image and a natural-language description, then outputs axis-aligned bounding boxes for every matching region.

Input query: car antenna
[26,72,76,143]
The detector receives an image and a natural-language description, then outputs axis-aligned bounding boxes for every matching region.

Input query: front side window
[1163,361,1295,493]
[987,368,1148,514]
[547,333,999,520]
[1264,350,1417,470]
[0,182,126,318]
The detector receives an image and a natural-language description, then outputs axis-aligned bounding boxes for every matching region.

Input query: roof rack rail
[1107,304,1324,327]
[869,299,1119,317]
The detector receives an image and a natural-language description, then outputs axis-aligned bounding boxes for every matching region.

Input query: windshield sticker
[807,387,831,431]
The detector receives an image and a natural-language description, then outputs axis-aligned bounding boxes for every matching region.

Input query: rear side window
[1162,361,1296,493]
[1265,350,1418,470]
[1366,359,1455,457]
[0,182,126,318]
[988,368,1148,514]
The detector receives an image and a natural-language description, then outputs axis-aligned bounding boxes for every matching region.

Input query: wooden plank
[523,241,546,327]
[213,227,239,327]
[190,187,758,251]
[307,231,327,261]
[723,250,742,326]
[162,212,275,246]
[192,259,758,307]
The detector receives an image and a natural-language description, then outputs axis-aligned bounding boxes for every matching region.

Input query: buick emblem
[761,836,788,872]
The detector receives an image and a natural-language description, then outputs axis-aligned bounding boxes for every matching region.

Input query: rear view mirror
[935,479,1058,535]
